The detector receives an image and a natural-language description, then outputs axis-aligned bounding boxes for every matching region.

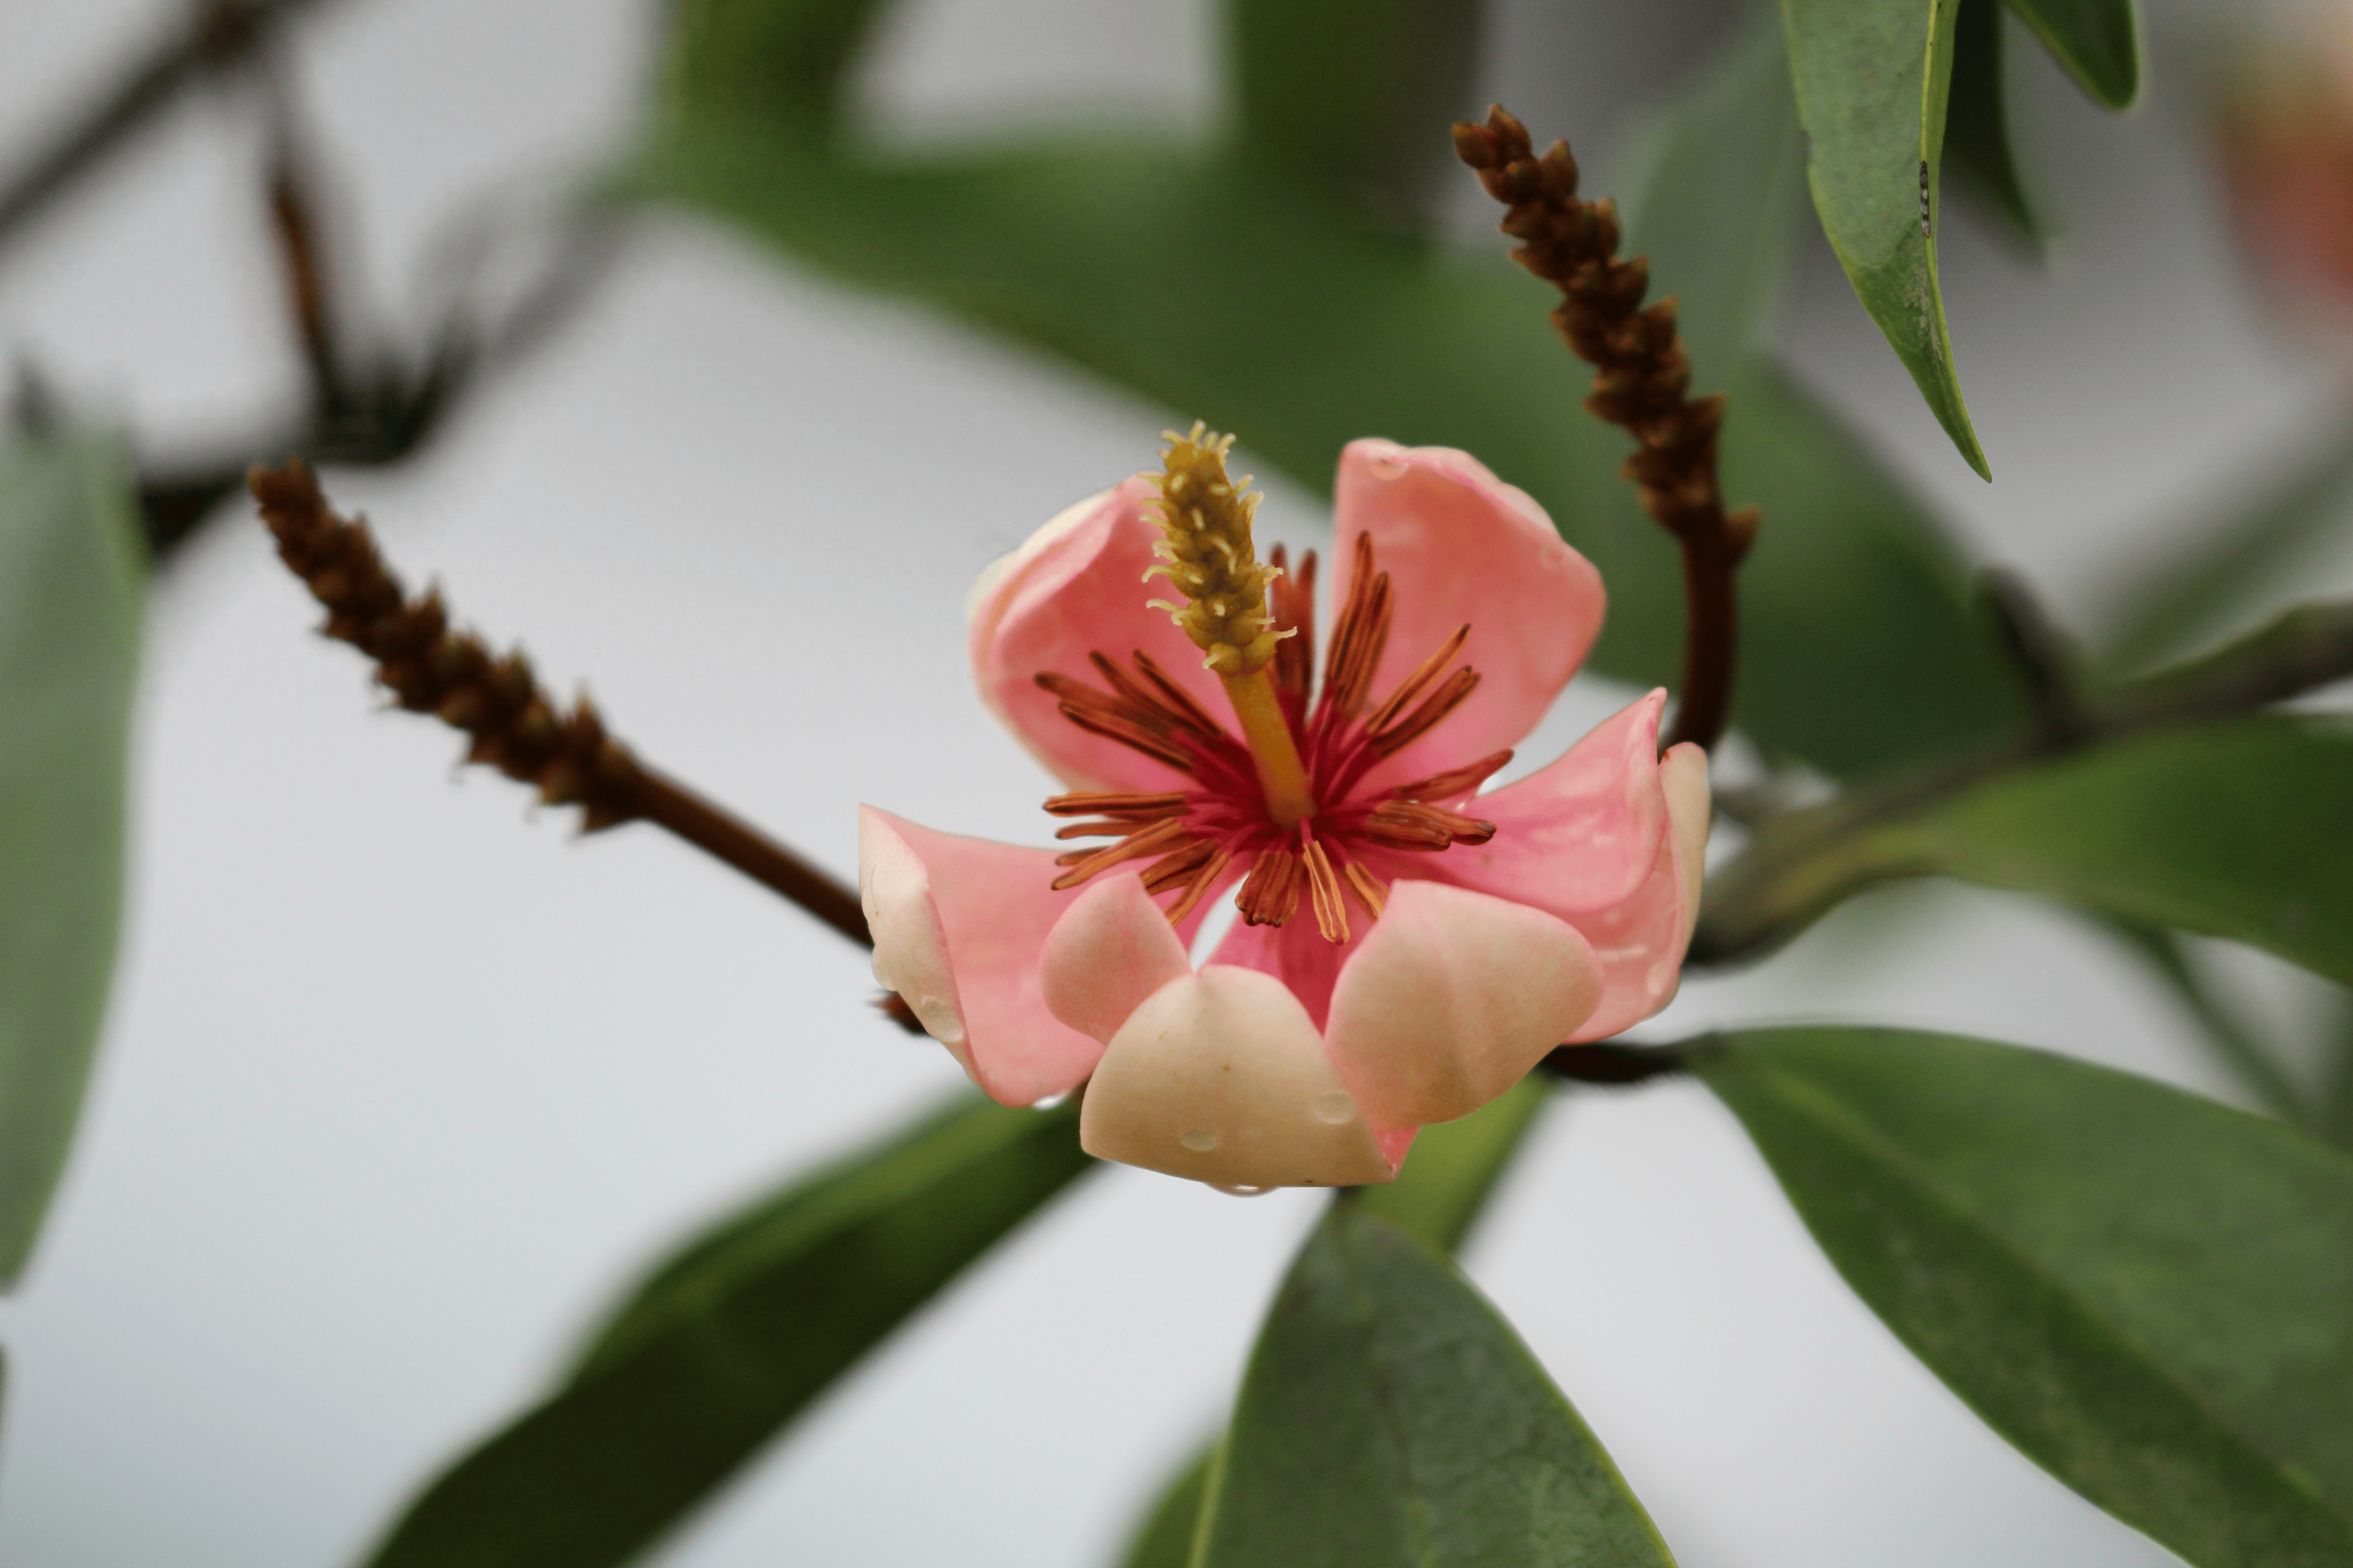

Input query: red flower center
[1033,532,1509,943]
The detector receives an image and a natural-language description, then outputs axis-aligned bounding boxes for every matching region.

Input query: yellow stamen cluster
[1144,423,1290,675]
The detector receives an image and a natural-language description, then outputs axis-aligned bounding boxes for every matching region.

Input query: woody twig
[248,460,875,952]
[1453,106,1757,752]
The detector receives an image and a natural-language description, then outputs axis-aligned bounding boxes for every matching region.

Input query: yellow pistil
[1144,423,1315,825]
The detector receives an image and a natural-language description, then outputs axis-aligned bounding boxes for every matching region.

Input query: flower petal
[858,806,1103,1106]
[1081,966,1396,1188]
[1039,870,1194,1044]
[1438,689,1671,919]
[1324,881,1602,1130]
[1561,740,1711,1042]
[1329,441,1604,789]
[1204,910,1361,1032]
[969,478,1230,792]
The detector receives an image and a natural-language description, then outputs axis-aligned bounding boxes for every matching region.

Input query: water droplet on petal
[1180,1128,1221,1153]
[1212,1183,1273,1198]
[913,995,964,1044]
[1031,1090,1069,1111]
[1312,1090,1357,1125]
[870,952,894,987]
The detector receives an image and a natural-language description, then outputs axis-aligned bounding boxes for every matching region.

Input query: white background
[2,1,2349,1564]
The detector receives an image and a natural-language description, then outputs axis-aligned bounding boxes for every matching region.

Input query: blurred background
[3,0,2350,1563]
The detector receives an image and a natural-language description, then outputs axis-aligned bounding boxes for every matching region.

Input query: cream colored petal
[1325,880,1602,1130]
[1660,740,1711,950]
[856,806,968,1071]
[1081,967,1396,1188]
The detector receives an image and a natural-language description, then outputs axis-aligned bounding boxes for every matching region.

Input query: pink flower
[859,435,1709,1189]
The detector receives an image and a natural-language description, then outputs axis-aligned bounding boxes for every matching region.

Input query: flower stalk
[1453,106,1757,753]
[247,459,874,949]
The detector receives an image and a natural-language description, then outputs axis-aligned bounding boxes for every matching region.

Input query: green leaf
[0,430,143,1289]
[1109,1081,1554,1567]
[1704,715,2353,982]
[2098,431,2353,674]
[1354,1071,1552,1254]
[659,0,895,134]
[1196,1203,1676,1567]
[1889,717,2353,989]
[2098,915,2308,1127]
[1700,1025,2353,1567]
[1944,0,2047,249]
[1117,1443,1215,1568]
[622,130,2019,778]
[1618,9,1809,393]
[1225,0,1483,229]
[1779,0,1988,477]
[361,1093,1095,1568]
[2004,0,2140,110]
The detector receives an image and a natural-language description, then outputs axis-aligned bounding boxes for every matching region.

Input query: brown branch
[259,67,348,415]
[1453,106,1757,752]
[1539,1040,1688,1085]
[247,459,874,949]
[0,0,339,253]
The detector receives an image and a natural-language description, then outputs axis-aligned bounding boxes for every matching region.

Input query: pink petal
[1561,741,1711,1042]
[968,478,1230,792]
[1038,871,1193,1044]
[857,807,1104,1106]
[1081,966,1397,1188]
[1329,441,1605,791]
[1204,910,1361,1032]
[1438,690,1671,920]
[1323,881,1602,1130]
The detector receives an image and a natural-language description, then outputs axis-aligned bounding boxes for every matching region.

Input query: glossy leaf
[1110,1080,1555,1567]
[1117,1443,1215,1568]
[1618,10,1809,393]
[1196,1203,1676,1568]
[1890,718,2353,989]
[1226,0,1482,228]
[362,1094,1095,1568]
[1780,0,1987,477]
[0,430,142,1289]
[623,131,2019,777]
[1945,0,2047,249]
[2005,0,2140,110]
[1701,1026,2353,1567]
[659,0,892,133]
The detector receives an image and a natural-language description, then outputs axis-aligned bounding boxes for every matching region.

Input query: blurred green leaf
[1945,0,2047,250]
[659,0,894,134]
[624,130,2018,777]
[1355,1071,1551,1253]
[1226,0,1482,229]
[1117,1443,1215,1568]
[1890,718,2353,988]
[362,1093,1094,1568]
[1620,9,1809,393]
[1780,0,1987,477]
[2005,0,2139,110]
[1705,717,2353,982]
[2099,915,2308,1127]
[0,430,142,1289]
[2099,428,2353,675]
[1196,1203,1675,1568]
[1701,1025,2353,1567]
